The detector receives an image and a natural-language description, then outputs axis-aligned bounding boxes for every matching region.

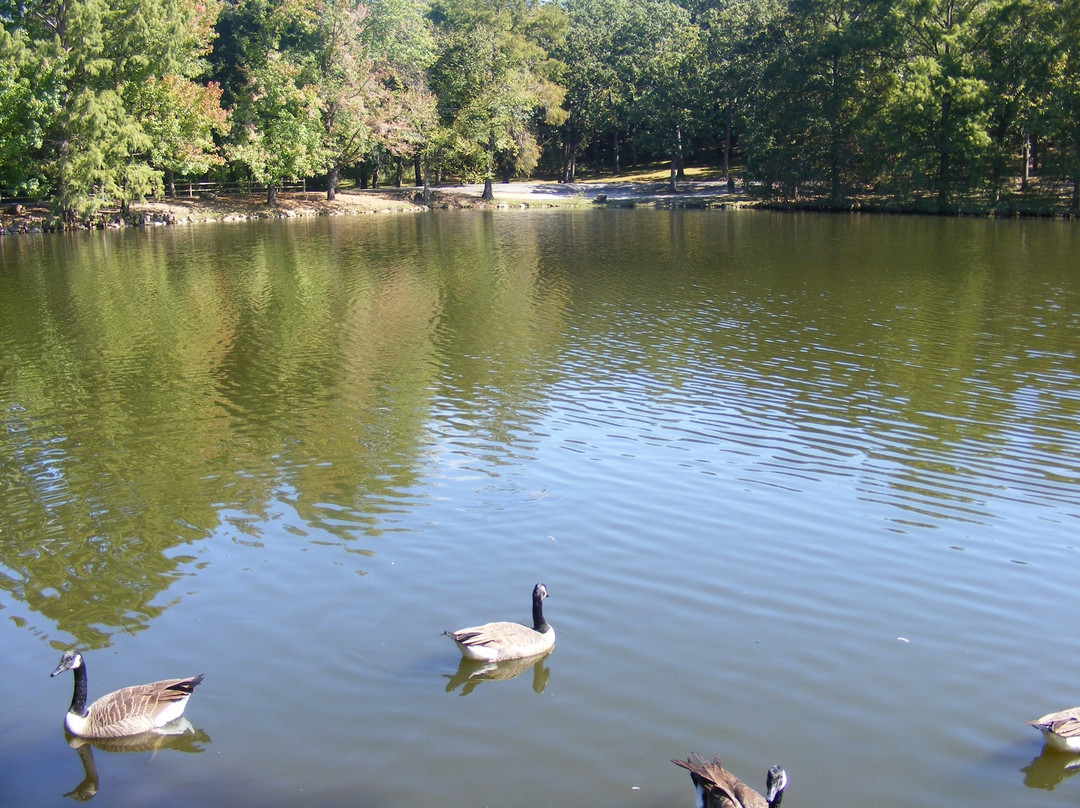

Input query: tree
[0,27,55,195]
[1045,0,1080,207]
[7,0,147,218]
[700,0,785,189]
[556,0,614,180]
[231,55,326,204]
[138,76,230,198]
[756,0,895,202]
[428,0,566,199]
[635,0,699,191]
[882,0,993,207]
[314,0,437,200]
[559,0,693,181]
[215,0,327,204]
[118,0,229,198]
[2,0,226,215]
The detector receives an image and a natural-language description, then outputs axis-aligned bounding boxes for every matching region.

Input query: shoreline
[2,177,1073,236]
[0,178,761,236]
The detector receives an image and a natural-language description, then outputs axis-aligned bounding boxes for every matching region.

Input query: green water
[1,209,1079,807]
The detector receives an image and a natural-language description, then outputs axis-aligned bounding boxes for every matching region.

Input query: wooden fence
[0,179,314,205]
[170,179,311,197]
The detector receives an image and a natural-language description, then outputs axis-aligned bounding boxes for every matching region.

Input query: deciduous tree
[428,0,566,198]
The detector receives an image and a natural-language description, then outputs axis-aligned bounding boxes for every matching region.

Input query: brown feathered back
[672,754,770,808]
[83,675,205,738]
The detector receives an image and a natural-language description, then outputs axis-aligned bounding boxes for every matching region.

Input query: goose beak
[50,663,65,677]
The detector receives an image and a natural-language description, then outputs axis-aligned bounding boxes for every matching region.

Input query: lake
[1,208,1079,807]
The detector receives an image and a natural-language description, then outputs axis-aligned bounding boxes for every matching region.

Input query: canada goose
[51,649,204,739]
[444,583,554,662]
[1028,707,1080,753]
[672,754,787,808]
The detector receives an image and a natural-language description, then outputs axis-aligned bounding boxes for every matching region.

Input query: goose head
[51,649,84,677]
[765,765,787,807]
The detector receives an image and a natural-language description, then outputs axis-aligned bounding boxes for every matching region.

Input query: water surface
[1,210,1079,807]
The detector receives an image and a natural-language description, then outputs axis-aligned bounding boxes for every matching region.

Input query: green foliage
[2,0,1080,212]
[317,0,438,191]
[230,55,327,193]
[739,0,897,200]
[138,76,230,182]
[880,0,994,205]
[0,0,226,214]
[428,0,567,183]
[0,29,54,194]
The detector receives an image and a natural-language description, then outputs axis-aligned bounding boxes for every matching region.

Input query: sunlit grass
[575,164,726,184]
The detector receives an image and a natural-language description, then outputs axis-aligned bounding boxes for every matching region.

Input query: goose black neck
[532,592,549,633]
[70,661,89,717]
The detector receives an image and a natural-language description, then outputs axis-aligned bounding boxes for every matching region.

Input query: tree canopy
[3,0,1080,214]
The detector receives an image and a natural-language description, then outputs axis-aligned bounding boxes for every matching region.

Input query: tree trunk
[612,129,620,174]
[165,168,176,199]
[414,155,423,186]
[1074,141,1080,210]
[669,126,682,192]
[937,94,952,209]
[394,157,403,188]
[501,160,511,184]
[723,98,733,187]
[1021,136,1030,191]
[561,132,579,183]
[267,185,277,205]
[829,114,842,204]
[327,164,339,201]
[372,151,381,189]
[483,128,496,199]
[422,160,431,206]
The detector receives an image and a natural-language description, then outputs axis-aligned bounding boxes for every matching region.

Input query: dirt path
[443,177,739,203]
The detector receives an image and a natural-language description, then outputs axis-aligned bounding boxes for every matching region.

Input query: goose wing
[450,621,548,650]
[673,755,768,808]
[1029,707,1080,738]
[86,675,204,738]
[673,754,742,808]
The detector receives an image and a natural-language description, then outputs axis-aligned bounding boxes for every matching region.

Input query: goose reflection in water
[443,652,552,696]
[63,719,211,801]
[1021,747,1080,791]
